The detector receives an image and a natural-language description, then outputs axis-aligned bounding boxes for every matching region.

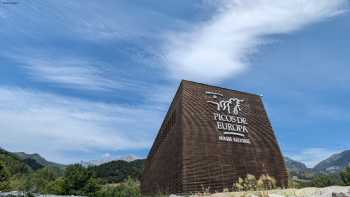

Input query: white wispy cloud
[24,59,119,91]
[164,0,348,82]
[288,148,343,168]
[0,87,163,163]
[0,1,173,42]
[5,51,149,92]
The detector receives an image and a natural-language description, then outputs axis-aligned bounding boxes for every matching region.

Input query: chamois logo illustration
[206,91,244,115]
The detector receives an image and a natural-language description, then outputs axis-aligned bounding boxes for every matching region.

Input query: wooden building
[141,80,288,195]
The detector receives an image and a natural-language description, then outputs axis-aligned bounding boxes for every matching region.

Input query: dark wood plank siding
[142,80,288,195]
[141,83,184,195]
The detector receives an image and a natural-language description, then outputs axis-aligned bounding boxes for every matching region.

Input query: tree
[62,164,102,196]
[27,166,63,193]
[97,177,140,197]
[0,150,31,176]
[63,164,92,195]
[8,175,27,191]
[310,174,339,187]
[341,166,350,186]
[83,178,101,196]
[45,177,65,195]
[88,160,144,184]
[0,162,10,191]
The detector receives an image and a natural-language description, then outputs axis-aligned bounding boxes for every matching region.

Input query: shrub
[287,178,301,189]
[233,174,278,192]
[244,174,257,191]
[257,174,276,190]
[232,174,258,191]
[233,177,244,191]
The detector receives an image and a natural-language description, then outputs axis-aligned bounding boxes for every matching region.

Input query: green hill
[0,148,35,175]
[0,147,65,176]
[14,152,65,169]
[314,150,350,173]
[0,146,144,185]
[89,159,144,183]
[284,157,314,180]
[285,157,308,172]
[284,150,350,180]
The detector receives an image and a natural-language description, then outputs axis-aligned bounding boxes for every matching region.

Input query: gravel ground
[170,186,350,197]
[0,191,86,197]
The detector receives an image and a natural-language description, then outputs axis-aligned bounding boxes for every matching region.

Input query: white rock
[268,194,285,197]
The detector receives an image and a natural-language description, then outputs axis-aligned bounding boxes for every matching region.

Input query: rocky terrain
[170,186,350,197]
[0,191,86,197]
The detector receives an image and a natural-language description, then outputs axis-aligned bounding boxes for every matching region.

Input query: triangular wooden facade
[141,80,288,195]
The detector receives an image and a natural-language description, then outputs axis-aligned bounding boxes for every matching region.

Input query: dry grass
[177,186,350,197]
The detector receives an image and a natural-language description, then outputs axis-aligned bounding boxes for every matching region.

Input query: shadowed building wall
[141,80,288,195]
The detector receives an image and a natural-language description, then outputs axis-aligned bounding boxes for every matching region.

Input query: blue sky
[0,0,349,167]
